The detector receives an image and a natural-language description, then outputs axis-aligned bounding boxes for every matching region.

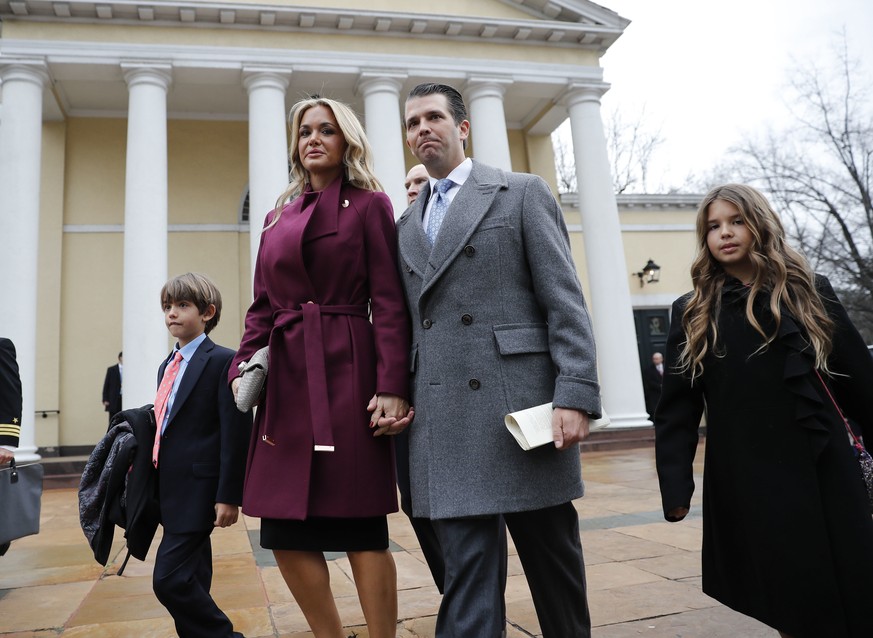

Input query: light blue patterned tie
[425,178,454,245]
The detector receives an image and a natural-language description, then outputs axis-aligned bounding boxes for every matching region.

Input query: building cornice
[561,192,704,210]
[0,0,627,52]
[0,37,606,82]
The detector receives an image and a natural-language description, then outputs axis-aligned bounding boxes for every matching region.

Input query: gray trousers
[432,501,590,638]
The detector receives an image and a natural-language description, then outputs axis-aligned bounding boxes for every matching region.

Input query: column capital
[121,62,173,90]
[465,76,512,101]
[561,82,611,108]
[242,66,293,94]
[356,72,406,97]
[0,58,50,87]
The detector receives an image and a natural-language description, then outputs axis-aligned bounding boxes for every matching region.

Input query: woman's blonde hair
[678,184,833,381]
[266,96,383,230]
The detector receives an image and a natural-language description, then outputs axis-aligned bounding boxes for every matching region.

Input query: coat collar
[419,160,506,297]
[300,175,346,242]
[397,184,432,279]
[280,176,348,301]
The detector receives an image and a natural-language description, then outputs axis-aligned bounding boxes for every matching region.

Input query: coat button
[469,379,481,390]
[405,263,413,273]
[422,319,433,329]
[464,245,475,257]
[461,313,473,325]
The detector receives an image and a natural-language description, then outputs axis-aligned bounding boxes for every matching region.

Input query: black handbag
[0,458,43,544]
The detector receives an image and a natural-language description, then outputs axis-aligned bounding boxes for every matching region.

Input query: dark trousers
[396,431,510,608]
[153,529,237,638]
[395,429,447,591]
[433,502,590,638]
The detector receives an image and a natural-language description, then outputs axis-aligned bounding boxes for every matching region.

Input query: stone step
[581,426,656,452]
[38,455,88,490]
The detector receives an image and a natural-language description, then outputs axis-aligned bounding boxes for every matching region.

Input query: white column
[121,63,172,409]
[466,78,512,172]
[243,68,291,281]
[565,84,650,428]
[357,73,407,219]
[0,60,48,461]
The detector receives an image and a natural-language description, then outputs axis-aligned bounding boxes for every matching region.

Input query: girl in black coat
[655,184,873,638]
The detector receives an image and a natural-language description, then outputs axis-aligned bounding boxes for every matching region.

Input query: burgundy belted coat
[231,177,410,520]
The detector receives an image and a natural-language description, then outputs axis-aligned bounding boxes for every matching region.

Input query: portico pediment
[0,0,628,51]
[0,0,627,129]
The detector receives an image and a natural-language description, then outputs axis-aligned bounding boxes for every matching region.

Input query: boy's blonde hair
[160,273,223,335]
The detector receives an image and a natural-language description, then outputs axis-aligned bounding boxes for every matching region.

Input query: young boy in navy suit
[152,273,251,638]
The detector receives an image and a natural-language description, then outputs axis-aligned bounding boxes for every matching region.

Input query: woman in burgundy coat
[231,97,411,638]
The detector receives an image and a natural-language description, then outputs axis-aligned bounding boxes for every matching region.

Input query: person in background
[231,96,410,638]
[642,351,664,419]
[396,82,599,638]
[404,164,429,207]
[395,161,447,592]
[0,337,23,557]
[655,184,873,638]
[102,351,123,426]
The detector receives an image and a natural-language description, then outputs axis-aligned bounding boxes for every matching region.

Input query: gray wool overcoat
[396,160,601,519]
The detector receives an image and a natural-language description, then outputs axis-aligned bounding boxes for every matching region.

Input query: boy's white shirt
[160,332,207,433]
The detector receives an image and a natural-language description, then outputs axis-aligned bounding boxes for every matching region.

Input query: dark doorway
[634,308,670,367]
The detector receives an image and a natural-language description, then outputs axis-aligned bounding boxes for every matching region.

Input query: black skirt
[260,515,388,552]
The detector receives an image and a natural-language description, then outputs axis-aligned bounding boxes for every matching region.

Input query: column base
[603,412,653,428]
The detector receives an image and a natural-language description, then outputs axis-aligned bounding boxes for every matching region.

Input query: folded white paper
[504,403,610,450]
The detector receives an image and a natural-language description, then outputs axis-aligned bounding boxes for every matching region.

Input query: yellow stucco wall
[55,118,251,449]
[35,122,67,451]
[167,121,249,224]
[621,230,697,294]
[64,119,126,224]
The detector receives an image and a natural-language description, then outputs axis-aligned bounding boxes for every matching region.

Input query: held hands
[0,449,14,463]
[231,377,240,401]
[552,408,590,450]
[367,393,414,437]
[214,503,240,528]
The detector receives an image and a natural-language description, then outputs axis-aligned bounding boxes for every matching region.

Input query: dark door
[634,308,670,368]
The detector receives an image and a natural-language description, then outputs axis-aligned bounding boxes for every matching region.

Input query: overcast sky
[594,0,873,192]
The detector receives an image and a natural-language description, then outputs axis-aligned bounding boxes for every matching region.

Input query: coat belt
[272,303,369,451]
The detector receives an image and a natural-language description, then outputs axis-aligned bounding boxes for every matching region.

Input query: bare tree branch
[551,105,666,195]
[729,36,873,339]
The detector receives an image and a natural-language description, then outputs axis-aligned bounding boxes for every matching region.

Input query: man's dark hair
[407,83,468,125]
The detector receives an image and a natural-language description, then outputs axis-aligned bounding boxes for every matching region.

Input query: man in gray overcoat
[397,83,601,638]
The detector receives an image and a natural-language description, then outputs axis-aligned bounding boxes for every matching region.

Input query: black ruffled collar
[720,276,829,451]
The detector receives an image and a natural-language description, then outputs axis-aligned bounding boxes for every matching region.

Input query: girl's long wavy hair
[678,184,833,381]
[265,96,383,230]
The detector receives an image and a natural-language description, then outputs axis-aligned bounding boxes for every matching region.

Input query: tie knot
[435,179,454,195]
[173,351,183,363]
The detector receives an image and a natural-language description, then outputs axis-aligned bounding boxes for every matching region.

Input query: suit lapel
[166,337,213,425]
[398,184,432,278]
[420,161,504,297]
[157,353,172,388]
